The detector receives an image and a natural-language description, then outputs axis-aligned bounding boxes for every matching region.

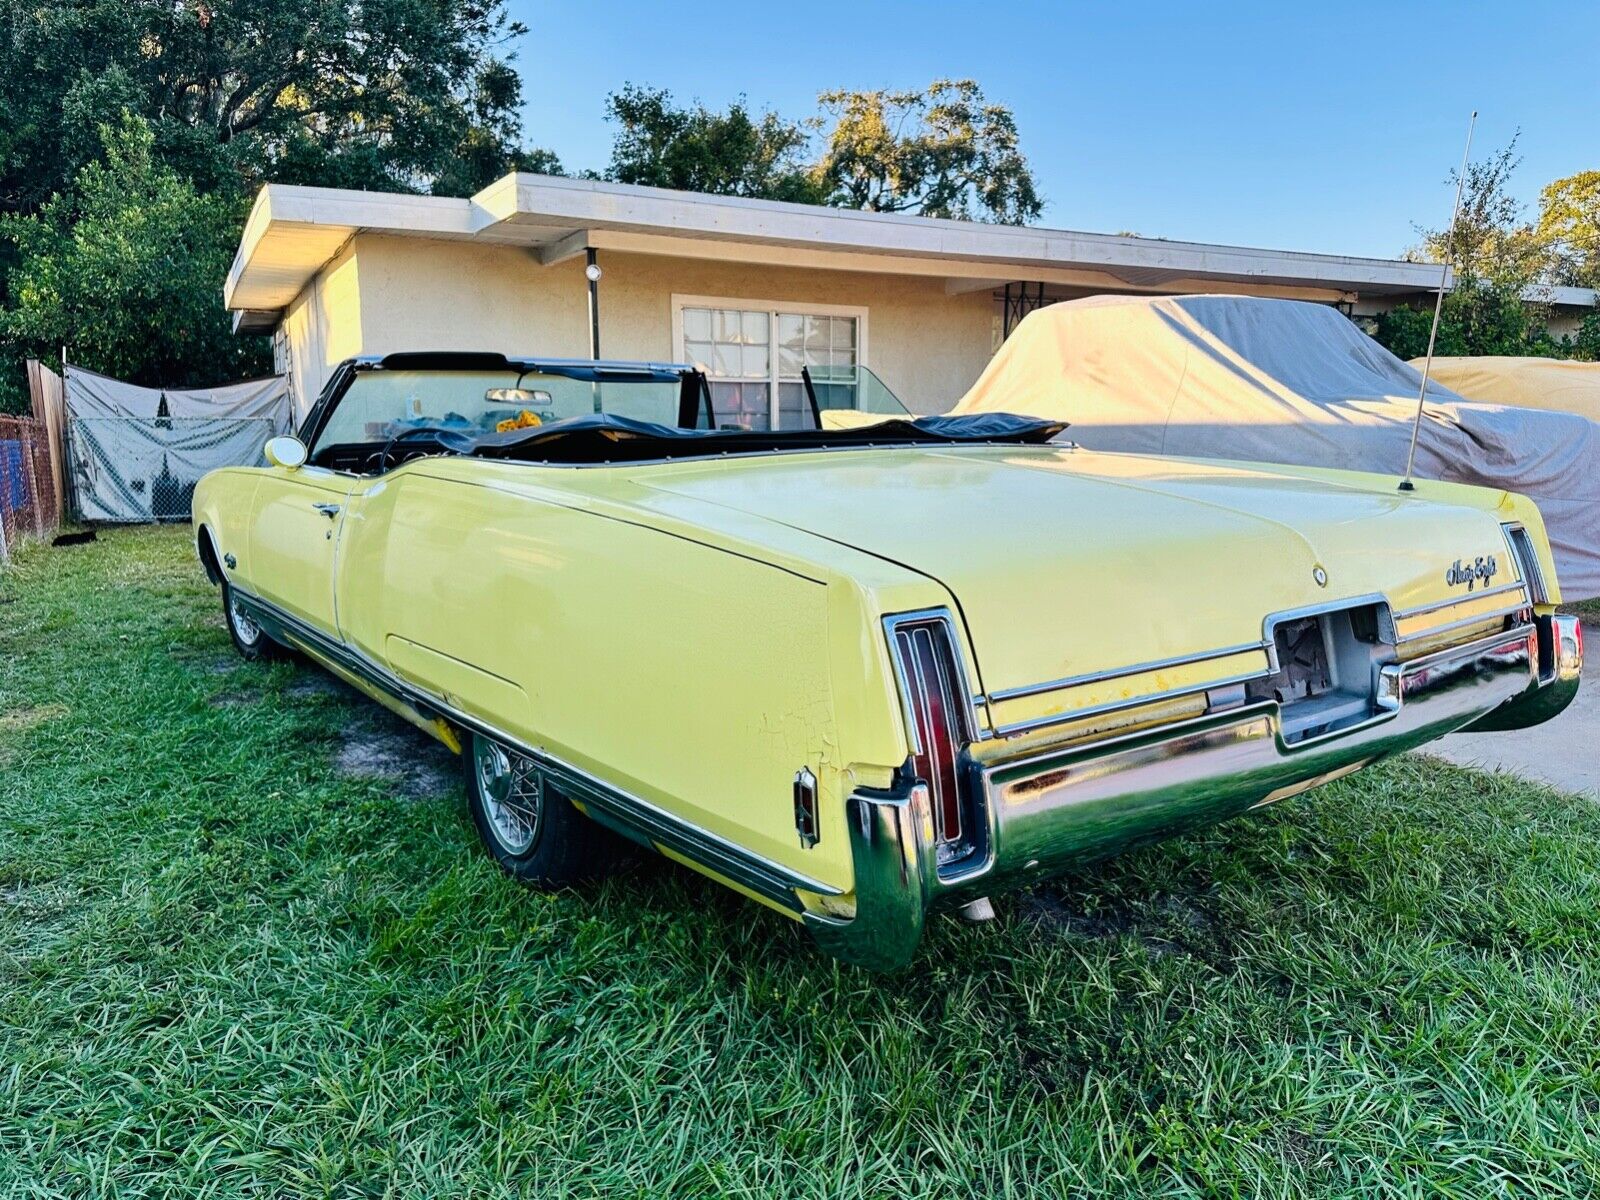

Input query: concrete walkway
[1425,619,1597,797]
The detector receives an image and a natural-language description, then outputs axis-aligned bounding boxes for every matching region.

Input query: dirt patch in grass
[1019,890,1135,940]
[286,670,357,701]
[174,650,240,676]
[0,703,70,733]
[208,689,262,709]
[1,880,77,919]
[1018,888,1220,961]
[333,710,459,800]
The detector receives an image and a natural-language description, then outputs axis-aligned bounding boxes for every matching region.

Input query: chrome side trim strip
[1394,580,1528,620]
[990,667,1270,740]
[985,640,1270,704]
[232,589,842,911]
[1393,601,1528,646]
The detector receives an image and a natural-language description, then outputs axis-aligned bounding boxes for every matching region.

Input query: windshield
[311,368,691,459]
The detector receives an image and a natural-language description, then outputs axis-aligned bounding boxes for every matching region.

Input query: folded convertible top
[431,411,1067,464]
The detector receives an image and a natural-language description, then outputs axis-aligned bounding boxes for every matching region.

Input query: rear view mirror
[264,435,308,469]
[486,388,553,406]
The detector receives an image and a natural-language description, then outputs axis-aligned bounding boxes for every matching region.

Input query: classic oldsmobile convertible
[193,352,1582,970]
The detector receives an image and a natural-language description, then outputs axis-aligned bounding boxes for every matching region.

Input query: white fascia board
[1522,282,1598,308]
[493,173,1446,293]
[225,184,478,311]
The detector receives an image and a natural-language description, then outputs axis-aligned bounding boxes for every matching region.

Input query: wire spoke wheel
[474,737,543,856]
[229,589,262,646]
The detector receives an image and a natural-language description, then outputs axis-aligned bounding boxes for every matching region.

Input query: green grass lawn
[1562,596,1600,623]
[4,526,1600,1197]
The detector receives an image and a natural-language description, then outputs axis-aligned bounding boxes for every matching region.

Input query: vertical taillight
[1504,524,1548,605]
[888,614,977,859]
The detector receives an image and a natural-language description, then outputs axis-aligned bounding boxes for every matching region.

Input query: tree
[0,0,553,211]
[602,79,1043,223]
[0,114,270,408]
[604,86,821,202]
[1371,273,1558,361]
[1536,170,1600,288]
[1572,311,1600,363]
[1413,135,1549,283]
[813,79,1042,224]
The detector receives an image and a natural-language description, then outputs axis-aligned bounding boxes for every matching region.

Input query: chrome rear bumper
[807,617,1581,971]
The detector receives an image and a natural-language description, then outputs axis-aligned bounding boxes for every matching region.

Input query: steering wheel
[367,425,448,474]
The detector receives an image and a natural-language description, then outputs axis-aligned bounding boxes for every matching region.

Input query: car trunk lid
[638,446,1516,707]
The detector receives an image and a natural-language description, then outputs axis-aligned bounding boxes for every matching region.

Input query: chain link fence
[0,415,61,561]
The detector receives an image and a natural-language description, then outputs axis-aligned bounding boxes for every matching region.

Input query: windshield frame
[299,353,711,470]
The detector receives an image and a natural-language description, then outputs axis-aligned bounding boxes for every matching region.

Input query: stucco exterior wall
[280,239,363,416]
[280,233,998,416]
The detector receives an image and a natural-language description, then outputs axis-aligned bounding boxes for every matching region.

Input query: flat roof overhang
[225,173,1598,321]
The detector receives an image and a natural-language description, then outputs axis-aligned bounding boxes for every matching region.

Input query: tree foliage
[0,0,552,411]
[1386,139,1600,363]
[1537,170,1600,288]
[0,115,271,397]
[604,86,821,202]
[1371,273,1564,361]
[603,79,1043,224]
[0,0,551,212]
[813,80,1042,224]
[1415,136,1548,283]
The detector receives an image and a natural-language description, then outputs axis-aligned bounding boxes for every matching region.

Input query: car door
[247,463,352,635]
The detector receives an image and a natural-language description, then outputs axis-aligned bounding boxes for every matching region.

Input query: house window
[675,297,865,430]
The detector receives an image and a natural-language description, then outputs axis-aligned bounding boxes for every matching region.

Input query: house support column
[585,248,602,360]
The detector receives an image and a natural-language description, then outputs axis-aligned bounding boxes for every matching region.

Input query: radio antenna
[1399,110,1477,492]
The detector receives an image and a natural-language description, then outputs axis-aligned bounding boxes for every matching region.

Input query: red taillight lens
[889,617,972,850]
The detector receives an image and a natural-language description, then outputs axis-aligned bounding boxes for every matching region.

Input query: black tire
[463,731,626,886]
[222,579,285,661]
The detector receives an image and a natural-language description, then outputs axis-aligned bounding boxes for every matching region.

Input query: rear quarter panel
[335,466,915,901]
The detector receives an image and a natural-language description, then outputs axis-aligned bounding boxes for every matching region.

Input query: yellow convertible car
[193,353,1582,970]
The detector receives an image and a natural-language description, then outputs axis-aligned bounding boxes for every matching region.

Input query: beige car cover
[955,294,1600,599]
[1414,356,1600,424]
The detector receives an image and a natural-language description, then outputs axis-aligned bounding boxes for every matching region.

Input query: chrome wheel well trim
[229,587,843,912]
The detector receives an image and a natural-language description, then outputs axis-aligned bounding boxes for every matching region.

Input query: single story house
[224,173,1599,422]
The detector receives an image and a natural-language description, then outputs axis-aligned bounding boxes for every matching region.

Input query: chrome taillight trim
[882,609,986,859]
[1503,523,1548,606]
[882,609,980,753]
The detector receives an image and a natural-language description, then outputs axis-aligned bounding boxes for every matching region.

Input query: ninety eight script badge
[1445,555,1498,592]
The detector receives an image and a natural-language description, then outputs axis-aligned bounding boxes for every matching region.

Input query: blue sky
[504,1,1597,260]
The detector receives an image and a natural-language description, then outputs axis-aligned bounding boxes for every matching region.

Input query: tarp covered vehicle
[956,295,1600,598]
[1414,356,1600,425]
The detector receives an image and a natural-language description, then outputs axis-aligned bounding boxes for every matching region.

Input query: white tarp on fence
[64,365,291,523]
[955,294,1600,599]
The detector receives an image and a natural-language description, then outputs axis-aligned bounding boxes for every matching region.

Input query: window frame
[671,294,870,431]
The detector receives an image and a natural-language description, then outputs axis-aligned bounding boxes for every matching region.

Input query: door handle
[312,502,341,519]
